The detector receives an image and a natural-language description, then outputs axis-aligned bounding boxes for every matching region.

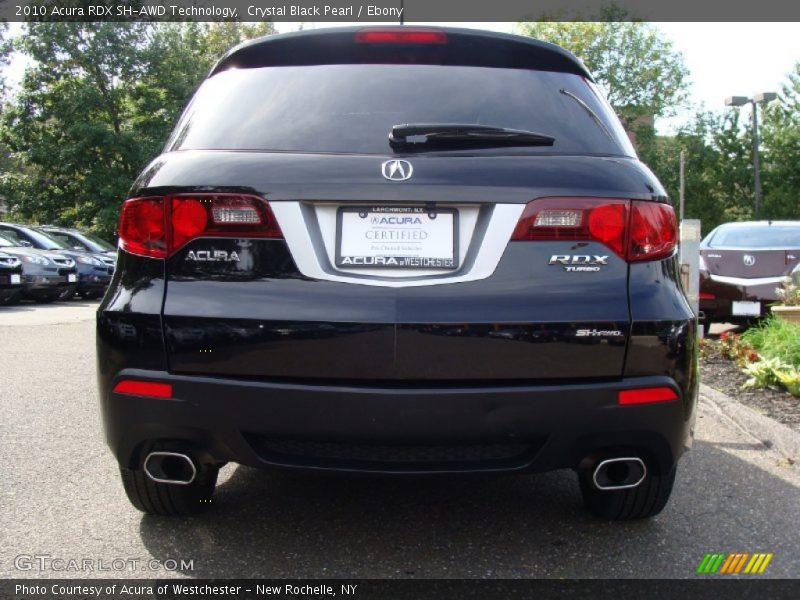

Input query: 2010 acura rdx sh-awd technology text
[97,27,698,519]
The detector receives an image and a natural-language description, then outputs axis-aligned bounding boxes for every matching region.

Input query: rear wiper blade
[389,123,555,148]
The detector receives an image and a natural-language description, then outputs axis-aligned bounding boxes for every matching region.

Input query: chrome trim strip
[271,201,524,288]
[709,274,787,286]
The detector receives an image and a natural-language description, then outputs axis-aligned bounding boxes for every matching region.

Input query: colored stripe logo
[697,552,773,574]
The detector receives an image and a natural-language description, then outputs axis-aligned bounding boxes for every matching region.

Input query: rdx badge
[186,250,240,262]
[549,255,609,272]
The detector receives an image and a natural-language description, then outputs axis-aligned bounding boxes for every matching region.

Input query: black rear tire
[579,463,676,520]
[120,447,219,516]
[0,290,21,306]
[57,285,78,301]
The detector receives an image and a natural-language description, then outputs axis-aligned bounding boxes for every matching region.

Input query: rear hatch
[138,28,670,382]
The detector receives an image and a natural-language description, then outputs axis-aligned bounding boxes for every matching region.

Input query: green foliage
[717,331,759,368]
[518,17,800,236]
[637,111,756,233]
[760,63,800,221]
[742,357,785,390]
[0,22,274,238]
[517,15,689,129]
[0,22,11,99]
[775,280,800,307]
[741,317,800,368]
[775,368,800,397]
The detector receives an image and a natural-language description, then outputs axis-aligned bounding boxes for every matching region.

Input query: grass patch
[741,316,800,368]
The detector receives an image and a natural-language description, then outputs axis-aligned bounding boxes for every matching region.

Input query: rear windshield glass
[708,225,800,248]
[168,65,634,156]
[43,231,80,249]
[81,232,115,252]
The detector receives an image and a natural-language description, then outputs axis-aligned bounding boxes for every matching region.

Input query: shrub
[741,317,800,368]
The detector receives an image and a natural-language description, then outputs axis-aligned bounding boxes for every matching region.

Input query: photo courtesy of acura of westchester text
[1,0,799,595]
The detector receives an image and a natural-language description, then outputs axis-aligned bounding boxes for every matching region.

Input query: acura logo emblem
[743,254,756,266]
[381,159,413,181]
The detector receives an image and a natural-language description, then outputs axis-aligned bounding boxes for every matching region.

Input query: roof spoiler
[210,26,593,81]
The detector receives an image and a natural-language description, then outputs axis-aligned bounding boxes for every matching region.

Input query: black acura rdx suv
[97,27,697,519]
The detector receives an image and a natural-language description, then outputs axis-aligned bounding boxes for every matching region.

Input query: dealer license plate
[336,206,458,269]
[732,301,760,317]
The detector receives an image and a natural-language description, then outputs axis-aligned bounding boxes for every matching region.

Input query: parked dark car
[700,221,800,323]
[0,231,77,302]
[97,27,697,519]
[0,248,23,305]
[40,226,117,269]
[0,223,113,299]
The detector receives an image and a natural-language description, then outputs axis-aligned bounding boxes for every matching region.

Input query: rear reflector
[113,380,173,399]
[618,387,678,405]
[118,193,282,259]
[354,29,448,45]
[512,197,677,262]
[699,292,715,300]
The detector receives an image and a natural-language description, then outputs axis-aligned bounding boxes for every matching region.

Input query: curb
[700,383,800,462]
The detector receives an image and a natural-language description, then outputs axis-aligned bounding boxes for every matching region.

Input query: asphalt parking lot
[1,302,799,579]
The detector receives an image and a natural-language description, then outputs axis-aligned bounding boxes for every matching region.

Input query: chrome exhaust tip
[143,451,197,485]
[592,457,646,490]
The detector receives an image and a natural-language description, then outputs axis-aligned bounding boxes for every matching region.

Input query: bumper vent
[246,436,541,472]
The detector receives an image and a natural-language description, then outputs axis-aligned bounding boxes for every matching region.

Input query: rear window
[708,225,800,248]
[168,64,634,156]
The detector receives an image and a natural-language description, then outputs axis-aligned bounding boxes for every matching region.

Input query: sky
[4,21,798,134]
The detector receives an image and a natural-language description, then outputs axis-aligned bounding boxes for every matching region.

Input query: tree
[0,22,10,100]
[517,15,689,131]
[761,62,800,220]
[0,22,274,237]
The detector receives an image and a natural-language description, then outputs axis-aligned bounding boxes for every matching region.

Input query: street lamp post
[725,93,777,218]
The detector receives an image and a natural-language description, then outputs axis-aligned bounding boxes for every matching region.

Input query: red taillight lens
[118,197,167,258]
[699,292,715,300]
[354,29,448,45]
[511,197,677,262]
[629,201,677,262]
[618,387,678,405]
[118,193,282,258]
[113,380,173,399]
[511,197,629,257]
[588,203,627,256]
[171,198,208,250]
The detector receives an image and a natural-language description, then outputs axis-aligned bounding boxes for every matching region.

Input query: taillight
[354,29,448,45]
[512,197,629,257]
[118,197,167,258]
[118,193,282,259]
[628,201,678,262]
[511,197,677,262]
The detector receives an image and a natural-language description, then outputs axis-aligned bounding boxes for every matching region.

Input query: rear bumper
[22,273,75,294]
[102,370,695,475]
[700,272,780,320]
[77,273,112,293]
